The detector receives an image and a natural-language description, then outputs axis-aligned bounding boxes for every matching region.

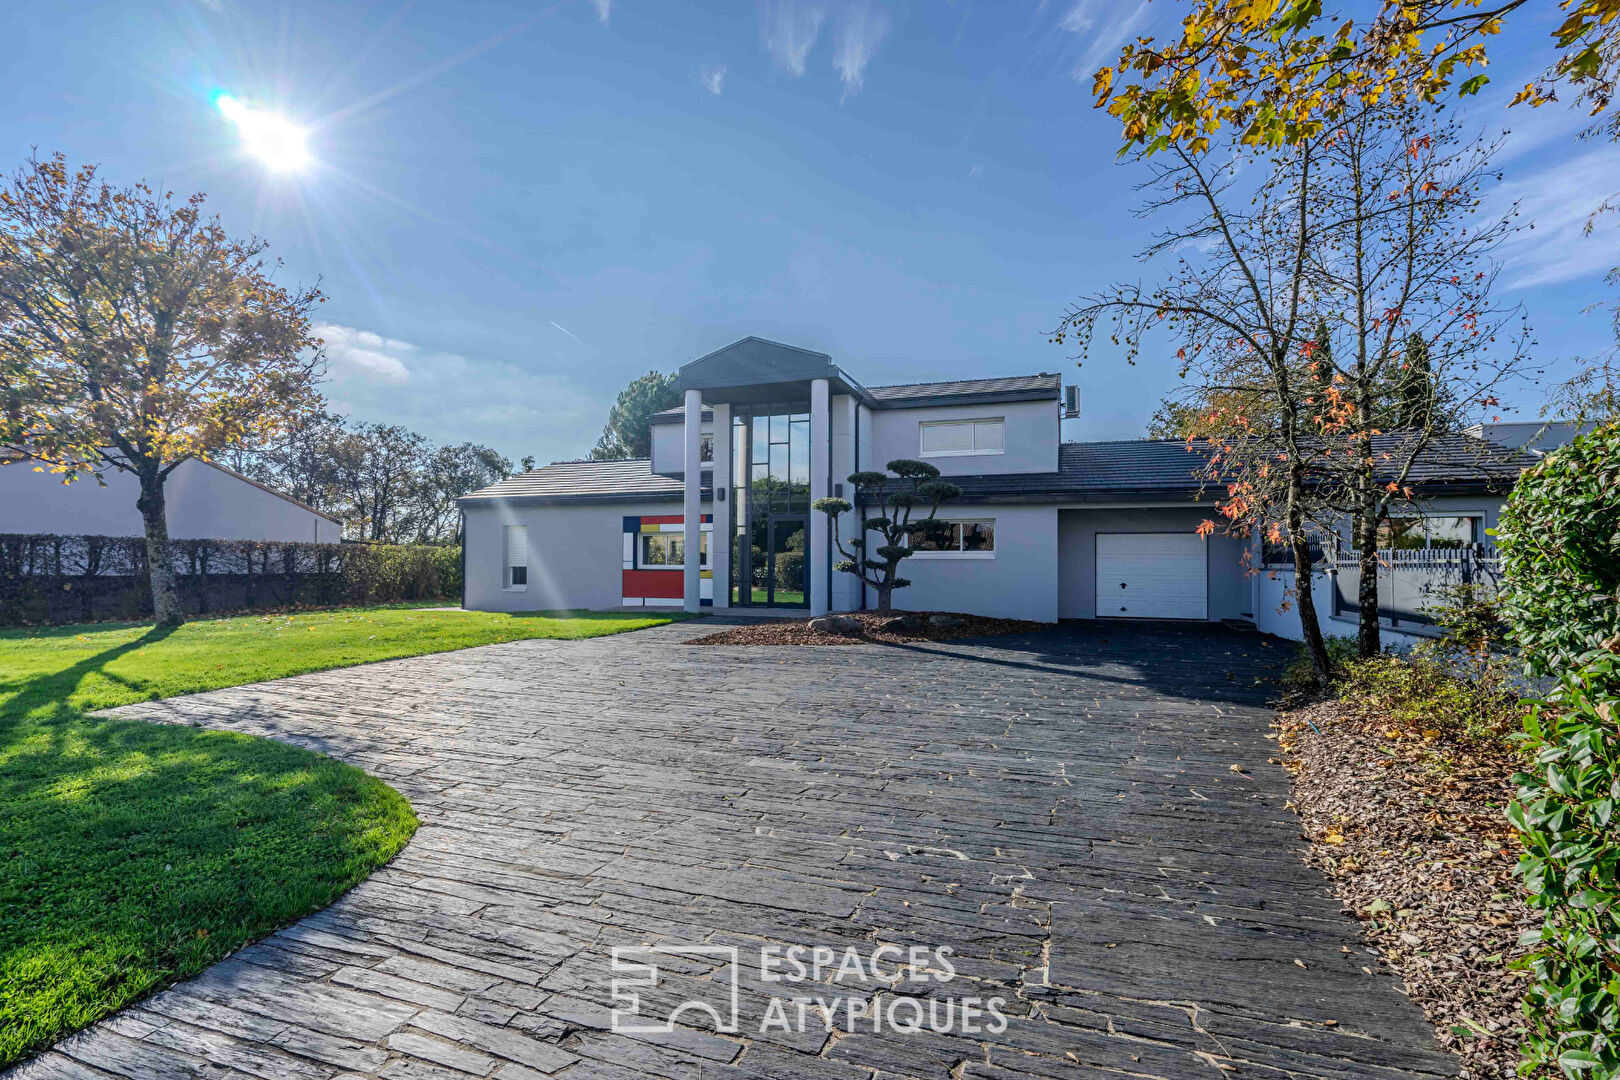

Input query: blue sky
[7,1,1618,465]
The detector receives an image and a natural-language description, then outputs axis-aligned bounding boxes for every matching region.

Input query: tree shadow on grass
[0,623,418,1070]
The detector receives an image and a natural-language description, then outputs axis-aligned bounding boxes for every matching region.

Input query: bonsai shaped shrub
[812,459,962,612]
[1497,422,1620,1077]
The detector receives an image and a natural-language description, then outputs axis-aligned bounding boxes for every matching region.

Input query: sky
[5,0,1618,466]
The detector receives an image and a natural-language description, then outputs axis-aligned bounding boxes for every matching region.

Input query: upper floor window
[700,432,714,463]
[920,418,1004,457]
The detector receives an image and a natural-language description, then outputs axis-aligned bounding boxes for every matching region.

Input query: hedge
[1497,422,1620,677]
[1499,422,1620,1077]
[0,534,461,626]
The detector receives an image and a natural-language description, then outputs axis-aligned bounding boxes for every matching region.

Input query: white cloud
[317,323,414,384]
[313,323,600,463]
[591,0,610,24]
[1494,148,1620,289]
[1060,0,1151,85]
[833,1,890,100]
[701,64,727,95]
[760,0,826,77]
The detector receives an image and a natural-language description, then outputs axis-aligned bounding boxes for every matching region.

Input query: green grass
[0,605,681,1067]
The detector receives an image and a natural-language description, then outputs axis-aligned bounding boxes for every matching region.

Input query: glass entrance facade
[731,406,811,607]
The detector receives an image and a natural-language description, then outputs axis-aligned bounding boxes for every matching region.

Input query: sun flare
[215,94,311,173]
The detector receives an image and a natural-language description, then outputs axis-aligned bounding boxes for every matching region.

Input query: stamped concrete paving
[12,620,1458,1080]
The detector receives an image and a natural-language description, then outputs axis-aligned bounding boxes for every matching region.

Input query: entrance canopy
[676,336,875,407]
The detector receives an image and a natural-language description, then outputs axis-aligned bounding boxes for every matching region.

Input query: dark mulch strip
[686,610,1047,645]
[1279,699,1543,1079]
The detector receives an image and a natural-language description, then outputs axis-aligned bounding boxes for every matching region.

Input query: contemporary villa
[459,336,1532,635]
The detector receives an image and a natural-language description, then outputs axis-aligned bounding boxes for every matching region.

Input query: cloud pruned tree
[813,459,962,613]
[0,154,324,625]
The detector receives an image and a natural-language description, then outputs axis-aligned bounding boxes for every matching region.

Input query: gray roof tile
[460,459,705,504]
[865,372,1061,405]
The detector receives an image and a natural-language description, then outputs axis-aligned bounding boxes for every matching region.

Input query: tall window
[920,418,1004,457]
[735,408,811,511]
[505,525,528,589]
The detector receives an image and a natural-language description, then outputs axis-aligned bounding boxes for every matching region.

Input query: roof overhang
[676,336,876,407]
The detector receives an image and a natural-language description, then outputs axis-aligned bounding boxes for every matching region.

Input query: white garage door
[1096,533,1208,620]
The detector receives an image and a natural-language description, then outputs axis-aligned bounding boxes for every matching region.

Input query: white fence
[1255,546,1499,647]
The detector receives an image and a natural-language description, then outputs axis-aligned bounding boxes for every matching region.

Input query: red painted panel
[623,569,683,598]
[641,515,683,526]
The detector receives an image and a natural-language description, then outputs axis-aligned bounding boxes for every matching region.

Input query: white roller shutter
[1096,533,1207,620]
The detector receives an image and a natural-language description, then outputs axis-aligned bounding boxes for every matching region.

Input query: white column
[711,402,731,609]
[809,378,830,616]
[683,389,703,613]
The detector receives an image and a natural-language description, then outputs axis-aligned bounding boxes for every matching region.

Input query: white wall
[876,504,1059,622]
[463,498,699,612]
[0,458,340,543]
[1057,506,1248,621]
[868,399,1059,476]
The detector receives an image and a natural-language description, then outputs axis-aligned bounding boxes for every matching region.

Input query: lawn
[0,605,682,1068]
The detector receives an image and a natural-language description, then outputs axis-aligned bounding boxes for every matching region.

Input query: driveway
[14,620,1457,1080]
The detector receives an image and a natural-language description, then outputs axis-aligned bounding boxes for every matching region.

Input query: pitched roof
[648,371,1062,423]
[940,433,1536,504]
[460,433,1534,507]
[865,372,1061,407]
[459,459,706,505]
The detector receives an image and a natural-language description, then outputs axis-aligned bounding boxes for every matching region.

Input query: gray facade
[461,336,1533,629]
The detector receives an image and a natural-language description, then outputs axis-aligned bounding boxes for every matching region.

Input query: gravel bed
[687,610,1047,645]
[1279,699,1544,1079]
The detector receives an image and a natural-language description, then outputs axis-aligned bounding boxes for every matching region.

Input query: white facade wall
[868,399,1059,476]
[1057,506,1249,622]
[877,504,1060,622]
[0,458,340,543]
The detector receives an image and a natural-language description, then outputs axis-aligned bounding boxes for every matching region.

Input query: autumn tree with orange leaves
[1055,98,1527,683]
[0,155,325,625]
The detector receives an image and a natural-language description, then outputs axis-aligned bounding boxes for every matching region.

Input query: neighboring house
[459,336,1531,635]
[0,457,342,543]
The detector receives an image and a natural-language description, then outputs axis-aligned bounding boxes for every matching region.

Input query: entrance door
[1095,533,1208,620]
[765,515,807,607]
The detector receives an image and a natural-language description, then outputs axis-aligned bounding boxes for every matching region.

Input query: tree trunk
[136,469,183,626]
[1355,492,1381,657]
[874,586,892,612]
[1287,478,1333,688]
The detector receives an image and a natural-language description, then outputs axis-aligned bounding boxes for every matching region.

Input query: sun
[215,95,311,173]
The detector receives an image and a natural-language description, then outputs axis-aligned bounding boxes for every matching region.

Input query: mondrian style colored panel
[621,515,713,607]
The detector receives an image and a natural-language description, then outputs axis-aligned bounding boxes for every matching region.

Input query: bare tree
[1058,102,1529,676]
[1301,106,1528,655]
[1056,135,1342,685]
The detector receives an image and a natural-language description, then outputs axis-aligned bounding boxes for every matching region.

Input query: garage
[1095,532,1208,620]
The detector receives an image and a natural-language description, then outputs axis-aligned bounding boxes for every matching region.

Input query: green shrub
[1508,653,1620,1078]
[1497,422,1620,677]
[1337,643,1520,739]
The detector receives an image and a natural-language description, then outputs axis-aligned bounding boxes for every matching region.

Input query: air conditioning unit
[1063,385,1080,419]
